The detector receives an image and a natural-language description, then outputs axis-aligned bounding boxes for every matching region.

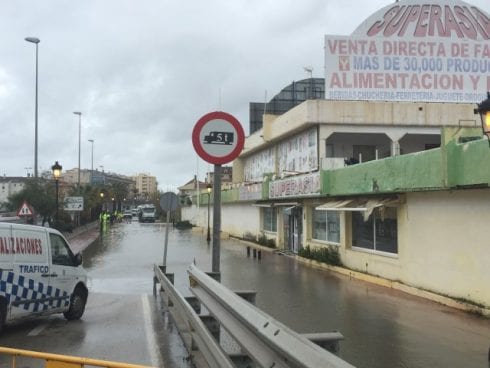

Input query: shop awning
[315,197,399,220]
[253,202,299,208]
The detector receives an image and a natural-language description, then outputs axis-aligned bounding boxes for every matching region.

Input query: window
[262,208,277,232]
[352,207,397,254]
[49,233,76,266]
[312,209,340,243]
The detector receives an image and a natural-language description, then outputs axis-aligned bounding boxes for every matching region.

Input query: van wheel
[63,287,87,321]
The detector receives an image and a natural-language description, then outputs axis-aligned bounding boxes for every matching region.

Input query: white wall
[402,190,490,306]
[182,203,261,239]
[339,190,490,307]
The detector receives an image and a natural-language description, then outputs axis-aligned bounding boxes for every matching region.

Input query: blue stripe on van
[0,270,69,313]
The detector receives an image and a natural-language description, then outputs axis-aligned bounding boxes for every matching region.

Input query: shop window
[352,207,398,254]
[262,207,277,232]
[312,209,340,243]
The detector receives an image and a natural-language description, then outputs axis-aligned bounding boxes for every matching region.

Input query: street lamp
[100,191,105,210]
[88,139,94,184]
[73,112,82,191]
[51,161,62,226]
[25,37,40,178]
[475,92,490,144]
[206,183,212,242]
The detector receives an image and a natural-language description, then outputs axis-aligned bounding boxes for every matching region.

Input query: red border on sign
[192,111,245,165]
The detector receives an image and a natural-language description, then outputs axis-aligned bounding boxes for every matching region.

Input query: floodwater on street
[82,221,490,368]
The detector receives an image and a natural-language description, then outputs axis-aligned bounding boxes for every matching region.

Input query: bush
[243,232,256,242]
[256,233,276,248]
[242,232,276,249]
[175,220,193,229]
[299,245,341,266]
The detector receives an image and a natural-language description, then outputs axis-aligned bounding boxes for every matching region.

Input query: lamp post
[51,161,62,226]
[25,37,40,178]
[206,183,212,242]
[475,92,490,145]
[88,139,94,184]
[73,112,82,191]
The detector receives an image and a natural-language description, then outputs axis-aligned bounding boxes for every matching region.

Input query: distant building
[205,166,233,189]
[178,176,208,197]
[249,78,324,134]
[62,168,91,185]
[0,177,27,210]
[62,168,135,191]
[132,173,158,198]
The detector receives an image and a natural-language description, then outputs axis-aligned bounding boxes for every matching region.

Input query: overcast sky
[1,0,488,191]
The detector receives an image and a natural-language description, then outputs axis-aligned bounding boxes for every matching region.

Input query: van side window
[49,234,75,266]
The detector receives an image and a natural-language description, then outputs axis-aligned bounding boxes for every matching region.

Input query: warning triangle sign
[17,201,33,217]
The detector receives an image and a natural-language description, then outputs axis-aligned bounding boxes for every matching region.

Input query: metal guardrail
[0,346,154,368]
[153,263,356,368]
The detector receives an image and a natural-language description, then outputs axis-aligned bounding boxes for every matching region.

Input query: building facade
[183,0,490,310]
[132,173,157,198]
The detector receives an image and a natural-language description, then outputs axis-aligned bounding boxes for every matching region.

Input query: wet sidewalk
[65,222,101,254]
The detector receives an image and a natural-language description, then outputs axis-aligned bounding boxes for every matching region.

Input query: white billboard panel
[325,0,490,104]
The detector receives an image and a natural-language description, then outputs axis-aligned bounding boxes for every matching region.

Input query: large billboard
[325,0,490,103]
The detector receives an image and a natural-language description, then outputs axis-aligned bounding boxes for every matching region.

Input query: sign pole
[163,209,171,269]
[159,192,179,272]
[212,164,221,273]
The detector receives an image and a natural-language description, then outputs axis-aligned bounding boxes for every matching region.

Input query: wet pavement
[75,221,490,368]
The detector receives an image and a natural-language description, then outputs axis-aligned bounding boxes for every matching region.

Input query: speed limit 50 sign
[192,111,245,165]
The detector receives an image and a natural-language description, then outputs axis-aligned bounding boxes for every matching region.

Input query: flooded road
[83,222,490,368]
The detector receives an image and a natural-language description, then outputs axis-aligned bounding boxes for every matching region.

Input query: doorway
[283,207,303,253]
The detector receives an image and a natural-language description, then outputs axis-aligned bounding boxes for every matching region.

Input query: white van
[0,223,88,333]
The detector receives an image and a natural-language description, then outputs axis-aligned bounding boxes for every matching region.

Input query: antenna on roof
[304,66,313,79]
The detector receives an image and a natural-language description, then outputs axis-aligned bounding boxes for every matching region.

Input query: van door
[47,232,80,312]
[10,226,51,319]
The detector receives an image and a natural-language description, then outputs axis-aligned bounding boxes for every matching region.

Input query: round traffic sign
[192,111,245,165]
[160,192,179,212]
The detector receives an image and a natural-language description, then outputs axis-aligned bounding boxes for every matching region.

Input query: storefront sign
[269,173,320,199]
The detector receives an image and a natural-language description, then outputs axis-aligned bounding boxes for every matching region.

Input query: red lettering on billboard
[367,4,490,40]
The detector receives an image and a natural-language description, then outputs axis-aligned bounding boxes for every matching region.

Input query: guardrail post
[185,296,201,314]
[206,272,221,282]
[302,332,344,354]
[229,353,256,368]
[235,291,257,305]
[200,315,220,342]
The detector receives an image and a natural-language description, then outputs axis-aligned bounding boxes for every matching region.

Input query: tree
[8,179,56,220]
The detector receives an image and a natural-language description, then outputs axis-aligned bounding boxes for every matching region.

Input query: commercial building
[183,0,490,311]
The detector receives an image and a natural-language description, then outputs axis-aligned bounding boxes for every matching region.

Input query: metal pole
[206,193,211,242]
[55,179,59,225]
[88,139,94,185]
[163,209,171,268]
[212,164,221,273]
[78,114,81,191]
[89,139,94,172]
[34,43,39,178]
